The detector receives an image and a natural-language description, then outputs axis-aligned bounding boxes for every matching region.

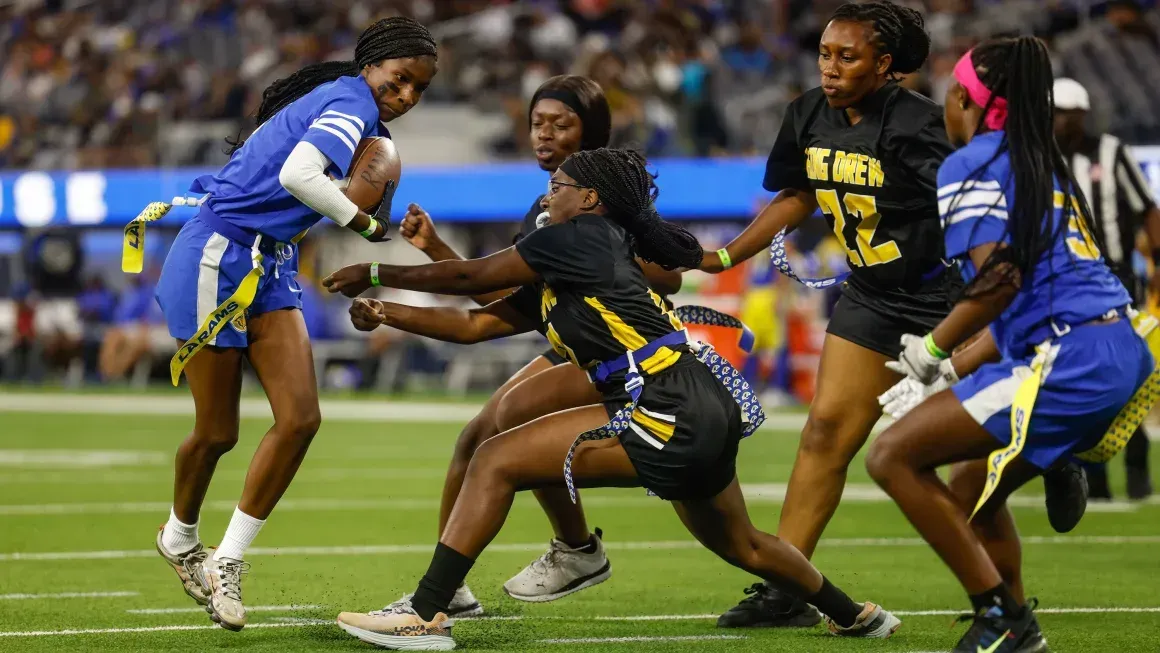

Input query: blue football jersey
[190,75,389,243]
[938,130,1131,357]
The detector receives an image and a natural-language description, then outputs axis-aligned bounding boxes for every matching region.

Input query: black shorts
[827,271,958,358]
[540,348,568,366]
[604,356,743,501]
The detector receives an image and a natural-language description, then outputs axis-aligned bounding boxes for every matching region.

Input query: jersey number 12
[815,189,901,267]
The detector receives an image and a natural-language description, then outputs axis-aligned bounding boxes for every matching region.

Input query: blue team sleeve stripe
[307,123,357,154]
[942,205,1009,227]
[312,116,362,145]
[938,189,1006,215]
[937,178,1001,199]
[321,109,366,132]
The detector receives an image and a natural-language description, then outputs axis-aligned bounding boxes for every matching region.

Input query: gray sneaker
[202,555,250,631]
[155,527,209,605]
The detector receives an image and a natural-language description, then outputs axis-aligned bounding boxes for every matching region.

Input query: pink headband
[954,49,1007,131]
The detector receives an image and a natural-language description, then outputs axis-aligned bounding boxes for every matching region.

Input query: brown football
[342,137,401,213]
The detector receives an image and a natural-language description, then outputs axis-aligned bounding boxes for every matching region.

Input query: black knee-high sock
[969,583,1022,616]
[806,577,862,628]
[411,543,476,621]
[1126,427,1150,470]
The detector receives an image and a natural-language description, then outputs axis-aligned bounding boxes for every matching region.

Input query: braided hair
[830,1,930,76]
[226,17,436,153]
[953,36,1099,297]
[561,148,703,270]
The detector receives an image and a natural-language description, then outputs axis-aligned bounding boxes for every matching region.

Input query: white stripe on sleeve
[321,109,365,132]
[312,117,362,146]
[937,179,1002,199]
[942,205,1009,226]
[308,124,356,154]
[938,189,1006,215]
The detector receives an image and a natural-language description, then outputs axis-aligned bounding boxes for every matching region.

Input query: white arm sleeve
[279,141,360,227]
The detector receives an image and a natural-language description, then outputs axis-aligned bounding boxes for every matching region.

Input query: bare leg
[947,460,1025,603]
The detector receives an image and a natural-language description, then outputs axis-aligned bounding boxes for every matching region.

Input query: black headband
[558,157,587,187]
[533,89,585,119]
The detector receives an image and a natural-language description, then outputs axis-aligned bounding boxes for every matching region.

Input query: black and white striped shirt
[1067,133,1157,300]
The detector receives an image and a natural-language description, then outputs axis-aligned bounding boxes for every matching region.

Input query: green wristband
[370,262,381,287]
[924,333,949,360]
[359,219,379,239]
[717,248,733,271]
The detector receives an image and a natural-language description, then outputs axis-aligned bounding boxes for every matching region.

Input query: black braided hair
[226,17,436,153]
[528,75,611,151]
[830,1,930,75]
[952,36,1100,298]
[563,148,703,270]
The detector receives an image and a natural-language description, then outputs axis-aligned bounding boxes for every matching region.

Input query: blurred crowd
[4,0,1160,170]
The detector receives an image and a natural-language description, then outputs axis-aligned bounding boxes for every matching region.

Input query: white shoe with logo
[337,599,455,651]
[502,528,611,603]
[201,555,249,631]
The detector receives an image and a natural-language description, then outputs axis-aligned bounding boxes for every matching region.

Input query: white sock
[214,507,265,561]
[161,508,199,554]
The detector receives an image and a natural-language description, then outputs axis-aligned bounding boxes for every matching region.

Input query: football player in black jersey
[351,76,682,611]
[699,1,1086,629]
[326,147,901,650]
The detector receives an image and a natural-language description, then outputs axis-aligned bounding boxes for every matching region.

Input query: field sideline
[1,392,1157,652]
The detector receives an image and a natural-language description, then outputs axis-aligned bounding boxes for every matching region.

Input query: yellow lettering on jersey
[1055,191,1100,260]
[868,156,884,188]
[815,189,901,267]
[824,151,884,188]
[805,147,831,182]
[854,154,868,186]
[584,296,681,376]
[539,286,578,365]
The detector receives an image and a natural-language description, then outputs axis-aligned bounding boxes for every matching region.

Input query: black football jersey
[767,83,954,296]
[508,214,686,386]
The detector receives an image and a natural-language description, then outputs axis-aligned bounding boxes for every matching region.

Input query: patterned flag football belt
[769,228,849,289]
[563,308,766,502]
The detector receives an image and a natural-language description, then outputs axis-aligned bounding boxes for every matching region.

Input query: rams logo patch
[231,313,248,333]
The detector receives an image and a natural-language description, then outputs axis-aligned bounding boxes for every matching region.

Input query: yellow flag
[122,202,173,273]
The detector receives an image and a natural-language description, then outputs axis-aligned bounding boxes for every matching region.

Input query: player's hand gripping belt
[562,314,765,503]
[887,333,948,385]
[878,359,959,420]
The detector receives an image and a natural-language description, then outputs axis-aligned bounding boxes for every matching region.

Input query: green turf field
[1,399,1157,652]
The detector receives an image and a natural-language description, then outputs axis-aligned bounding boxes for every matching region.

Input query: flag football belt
[969,307,1155,520]
[769,227,947,289]
[564,325,766,503]
[122,198,307,386]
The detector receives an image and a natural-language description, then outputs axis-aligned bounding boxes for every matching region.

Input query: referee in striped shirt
[1054,77,1157,500]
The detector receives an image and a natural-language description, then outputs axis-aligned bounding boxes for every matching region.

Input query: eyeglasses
[547,180,588,196]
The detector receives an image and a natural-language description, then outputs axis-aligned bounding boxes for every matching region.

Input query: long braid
[956,36,1097,298]
[830,1,930,75]
[563,148,703,270]
[226,17,436,153]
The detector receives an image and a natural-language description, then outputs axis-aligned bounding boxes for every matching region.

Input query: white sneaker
[202,555,249,631]
[387,586,483,619]
[155,527,209,605]
[337,599,455,651]
[503,528,611,603]
[825,602,901,638]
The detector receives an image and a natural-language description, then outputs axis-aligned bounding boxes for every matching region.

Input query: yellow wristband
[360,219,379,239]
[717,248,733,271]
[370,262,381,287]
[924,333,949,360]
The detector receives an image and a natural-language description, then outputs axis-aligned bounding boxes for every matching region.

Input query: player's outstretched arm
[699,188,818,273]
[399,203,517,306]
[349,297,535,344]
[323,247,538,298]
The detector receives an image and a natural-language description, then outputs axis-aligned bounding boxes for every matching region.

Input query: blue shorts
[953,319,1153,470]
[155,216,302,349]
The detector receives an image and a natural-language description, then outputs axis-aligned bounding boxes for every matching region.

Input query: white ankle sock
[161,508,199,554]
[214,507,265,561]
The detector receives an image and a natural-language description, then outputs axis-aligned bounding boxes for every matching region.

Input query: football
[337,137,401,213]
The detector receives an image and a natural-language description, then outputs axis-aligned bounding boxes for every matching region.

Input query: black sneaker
[716,582,821,628]
[1126,466,1153,500]
[953,599,1046,653]
[1043,462,1087,533]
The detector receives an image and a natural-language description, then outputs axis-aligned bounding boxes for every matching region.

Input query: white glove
[886,333,947,384]
[878,359,960,420]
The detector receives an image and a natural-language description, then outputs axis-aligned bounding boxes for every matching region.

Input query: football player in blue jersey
[867,36,1154,652]
[151,17,438,631]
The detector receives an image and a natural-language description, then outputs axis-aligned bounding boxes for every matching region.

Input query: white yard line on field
[3,534,1159,563]
[3,607,1159,638]
[538,635,745,644]
[0,591,138,601]
[0,450,167,467]
[127,604,321,615]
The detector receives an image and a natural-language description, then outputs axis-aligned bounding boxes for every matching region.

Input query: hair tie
[953,50,1007,131]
